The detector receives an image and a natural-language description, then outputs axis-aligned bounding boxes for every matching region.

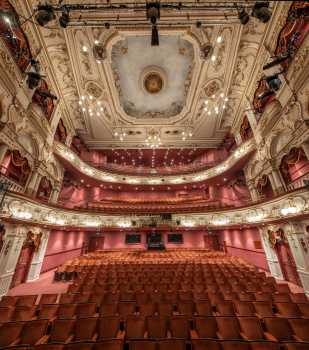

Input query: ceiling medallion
[141,66,166,95]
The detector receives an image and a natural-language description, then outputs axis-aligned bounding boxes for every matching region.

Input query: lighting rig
[31,2,274,46]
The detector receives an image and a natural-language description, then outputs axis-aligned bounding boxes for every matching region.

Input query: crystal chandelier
[145,129,162,149]
[204,92,228,116]
[78,94,104,118]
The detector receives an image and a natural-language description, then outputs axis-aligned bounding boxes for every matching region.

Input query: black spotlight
[26,72,41,89]
[252,2,272,23]
[266,74,282,91]
[196,21,202,28]
[59,11,69,28]
[38,90,58,100]
[35,5,55,27]
[238,8,250,25]
[146,2,160,46]
[263,52,291,70]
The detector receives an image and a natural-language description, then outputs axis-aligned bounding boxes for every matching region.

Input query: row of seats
[1,315,309,347]
[2,340,309,350]
[1,300,308,322]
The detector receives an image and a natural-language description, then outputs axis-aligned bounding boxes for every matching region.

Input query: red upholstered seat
[238,316,266,340]
[169,316,190,339]
[233,301,255,316]
[177,302,195,316]
[19,320,49,345]
[193,316,218,338]
[275,302,301,317]
[59,294,75,304]
[289,318,309,342]
[263,317,295,341]
[12,307,36,321]
[93,340,123,350]
[35,345,64,350]
[136,293,149,304]
[290,294,308,303]
[191,339,222,350]
[74,293,91,304]
[99,303,118,317]
[220,340,250,350]
[49,319,75,343]
[253,302,275,318]
[128,341,156,350]
[157,303,173,316]
[118,302,136,317]
[57,304,77,319]
[38,304,59,319]
[138,303,156,317]
[254,293,272,301]
[76,303,97,318]
[103,293,120,304]
[73,317,98,342]
[39,294,58,305]
[195,301,213,316]
[158,339,186,350]
[297,303,309,317]
[16,295,37,307]
[249,341,281,350]
[216,302,236,316]
[97,317,122,339]
[146,317,168,339]
[0,322,24,347]
[0,296,17,307]
[64,343,93,350]
[272,293,291,303]
[125,316,146,339]
[284,343,309,350]
[0,306,14,322]
[216,317,242,340]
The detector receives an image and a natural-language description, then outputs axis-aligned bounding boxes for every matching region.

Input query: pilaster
[27,231,50,282]
[0,224,27,297]
[259,227,284,280]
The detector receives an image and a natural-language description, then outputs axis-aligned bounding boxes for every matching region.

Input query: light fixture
[252,2,272,23]
[281,207,299,216]
[146,2,160,46]
[59,9,70,28]
[145,129,162,149]
[35,5,55,26]
[79,94,103,119]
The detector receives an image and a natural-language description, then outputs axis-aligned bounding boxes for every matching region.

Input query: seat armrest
[35,335,50,345]
[216,331,223,340]
[144,331,148,339]
[11,338,21,346]
[92,333,98,341]
[65,334,74,344]
[190,330,198,339]
[117,330,125,339]
[240,332,249,340]
[293,335,302,342]
[264,332,278,341]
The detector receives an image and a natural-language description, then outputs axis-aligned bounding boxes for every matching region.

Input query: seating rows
[1,250,308,350]
[1,316,309,348]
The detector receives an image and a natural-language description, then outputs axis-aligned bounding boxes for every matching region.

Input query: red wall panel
[218,228,269,271]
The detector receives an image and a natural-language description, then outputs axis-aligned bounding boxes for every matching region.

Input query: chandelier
[203,92,228,116]
[78,94,104,118]
[145,129,162,149]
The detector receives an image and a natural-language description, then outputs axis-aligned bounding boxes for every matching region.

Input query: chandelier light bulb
[217,36,222,43]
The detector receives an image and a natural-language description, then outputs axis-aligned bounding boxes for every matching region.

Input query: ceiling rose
[141,65,166,95]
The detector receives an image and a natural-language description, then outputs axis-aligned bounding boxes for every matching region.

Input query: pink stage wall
[217,228,269,271]
[41,230,87,272]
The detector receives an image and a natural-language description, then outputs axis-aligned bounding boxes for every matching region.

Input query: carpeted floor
[8,269,69,296]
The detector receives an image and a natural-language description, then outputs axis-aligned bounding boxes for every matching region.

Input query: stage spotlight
[35,5,55,27]
[252,2,272,23]
[59,11,70,28]
[266,74,282,91]
[196,21,202,28]
[26,72,41,89]
[263,52,291,70]
[238,8,250,25]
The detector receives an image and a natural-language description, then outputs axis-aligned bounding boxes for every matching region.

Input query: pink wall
[103,231,147,250]
[41,230,87,272]
[163,231,205,249]
[217,228,269,271]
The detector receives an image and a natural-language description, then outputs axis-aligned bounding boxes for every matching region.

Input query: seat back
[20,320,49,345]
[50,319,75,342]
[158,339,186,350]
[0,306,14,322]
[191,339,221,350]
[98,317,120,339]
[234,301,255,316]
[275,302,301,317]
[16,295,37,307]
[126,316,145,339]
[74,317,98,341]
[39,294,58,305]
[57,304,77,318]
[39,304,59,319]
[263,317,294,341]
[0,322,24,347]
[194,317,218,338]
[147,316,168,339]
[216,317,241,339]
[289,318,309,342]
[238,317,265,340]
[169,316,189,339]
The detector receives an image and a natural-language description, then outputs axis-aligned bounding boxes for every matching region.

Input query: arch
[268,130,293,160]
[279,147,309,184]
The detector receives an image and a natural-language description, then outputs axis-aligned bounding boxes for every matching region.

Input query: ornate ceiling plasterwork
[55,139,255,185]
[111,34,194,119]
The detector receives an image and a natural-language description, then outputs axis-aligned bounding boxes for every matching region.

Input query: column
[27,231,50,282]
[26,170,42,196]
[49,183,61,204]
[245,98,262,144]
[0,224,26,297]
[259,227,284,279]
[0,144,8,165]
[268,163,286,194]
[285,223,309,296]
[247,180,259,202]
